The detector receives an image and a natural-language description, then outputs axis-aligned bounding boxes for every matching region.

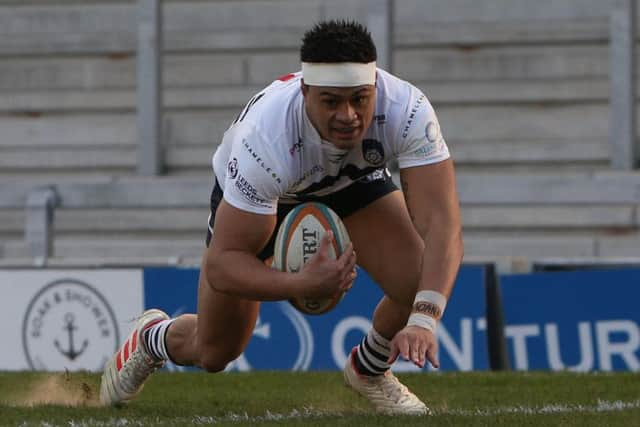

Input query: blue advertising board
[143,264,489,372]
[500,269,640,372]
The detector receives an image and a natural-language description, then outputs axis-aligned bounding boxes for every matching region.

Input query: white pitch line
[438,399,640,417]
[17,400,640,426]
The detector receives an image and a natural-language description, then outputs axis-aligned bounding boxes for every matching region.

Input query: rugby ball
[272,202,351,315]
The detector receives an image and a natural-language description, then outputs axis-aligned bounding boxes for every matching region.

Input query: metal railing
[137,0,164,176]
[610,0,637,170]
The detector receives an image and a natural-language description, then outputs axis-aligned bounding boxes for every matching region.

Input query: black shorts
[205,168,398,260]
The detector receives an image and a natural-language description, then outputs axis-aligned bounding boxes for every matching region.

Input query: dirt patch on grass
[13,371,100,407]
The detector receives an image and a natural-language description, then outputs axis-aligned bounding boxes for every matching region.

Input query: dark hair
[300,20,377,63]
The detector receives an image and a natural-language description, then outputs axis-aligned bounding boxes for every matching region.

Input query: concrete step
[396,45,612,82]
[0,103,616,150]
[465,229,640,258]
[163,142,611,174]
[0,87,257,112]
[464,232,597,258]
[451,140,608,163]
[5,45,640,93]
[439,103,610,142]
[396,0,620,46]
[0,2,317,55]
[0,111,235,148]
[4,238,204,259]
[0,148,136,171]
[0,176,211,208]
[0,104,612,147]
[8,164,607,181]
[54,208,208,232]
[456,172,640,204]
[0,1,629,56]
[462,205,638,229]
[4,229,639,260]
[0,255,203,268]
[0,54,245,92]
[3,80,635,114]
[0,147,214,175]
[0,210,24,234]
[4,172,640,208]
[2,204,636,236]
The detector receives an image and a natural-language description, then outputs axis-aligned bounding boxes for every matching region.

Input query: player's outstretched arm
[389,158,464,368]
[206,200,353,301]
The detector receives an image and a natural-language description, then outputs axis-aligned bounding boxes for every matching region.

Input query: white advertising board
[0,269,144,372]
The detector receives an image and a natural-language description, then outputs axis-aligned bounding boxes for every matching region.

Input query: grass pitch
[0,370,638,426]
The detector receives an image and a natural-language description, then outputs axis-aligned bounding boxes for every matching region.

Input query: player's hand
[299,231,356,299]
[388,325,439,369]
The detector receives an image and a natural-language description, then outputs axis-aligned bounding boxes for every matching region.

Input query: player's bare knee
[197,348,239,372]
[197,344,244,373]
[383,252,423,307]
[198,355,229,373]
[383,293,415,319]
[382,279,420,308]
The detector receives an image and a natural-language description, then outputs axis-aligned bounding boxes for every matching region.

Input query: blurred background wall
[1,0,639,271]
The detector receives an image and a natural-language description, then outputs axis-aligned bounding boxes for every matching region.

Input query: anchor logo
[22,278,120,372]
[54,312,89,361]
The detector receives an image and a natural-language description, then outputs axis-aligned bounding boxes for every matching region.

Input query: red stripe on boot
[116,350,123,371]
[123,339,130,362]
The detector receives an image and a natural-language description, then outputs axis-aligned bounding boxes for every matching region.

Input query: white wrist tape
[407,312,438,332]
[406,290,447,333]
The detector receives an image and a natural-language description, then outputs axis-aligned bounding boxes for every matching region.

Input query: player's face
[302,83,376,150]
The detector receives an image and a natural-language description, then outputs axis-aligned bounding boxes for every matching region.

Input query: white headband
[301,62,376,87]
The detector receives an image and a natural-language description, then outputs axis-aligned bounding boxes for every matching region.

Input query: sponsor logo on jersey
[426,121,441,143]
[362,139,385,166]
[235,174,270,208]
[242,139,282,184]
[294,164,380,195]
[374,114,387,125]
[289,138,304,156]
[292,165,325,188]
[411,141,446,159]
[402,94,426,138]
[358,168,389,183]
[227,158,239,179]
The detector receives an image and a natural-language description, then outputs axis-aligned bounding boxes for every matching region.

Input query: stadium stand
[1,0,639,270]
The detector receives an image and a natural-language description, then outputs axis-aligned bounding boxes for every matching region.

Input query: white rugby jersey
[212,68,450,215]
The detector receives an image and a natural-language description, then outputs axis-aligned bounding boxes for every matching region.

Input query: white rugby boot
[100,309,169,406]
[344,347,430,415]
